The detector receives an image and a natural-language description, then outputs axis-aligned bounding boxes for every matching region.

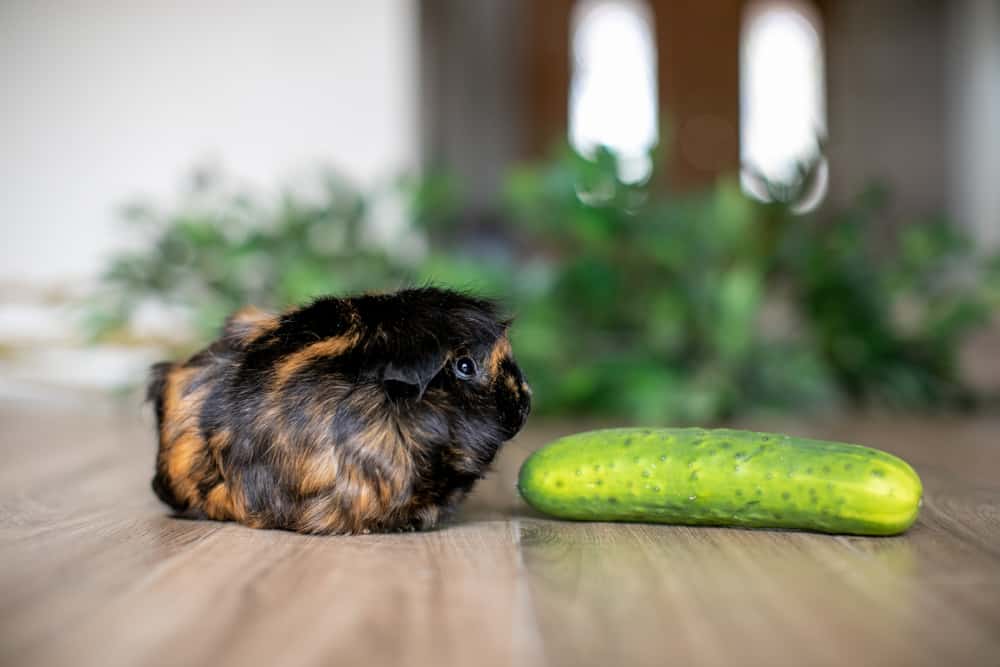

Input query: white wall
[947,0,1000,247]
[0,0,417,286]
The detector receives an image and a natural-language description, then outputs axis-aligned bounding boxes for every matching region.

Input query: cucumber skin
[518,428,922,536]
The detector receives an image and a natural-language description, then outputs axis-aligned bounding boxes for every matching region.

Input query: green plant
[782,185,998,408]
[88,150,1000,422]
[86,167,414,347]
[495,147,826,422]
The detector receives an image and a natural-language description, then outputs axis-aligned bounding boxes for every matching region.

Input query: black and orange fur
[148,288,531,534]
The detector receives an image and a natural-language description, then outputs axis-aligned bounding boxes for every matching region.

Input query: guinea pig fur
[147,287,532,534]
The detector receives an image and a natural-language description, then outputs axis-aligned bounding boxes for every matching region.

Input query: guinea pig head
[362,289,532,443]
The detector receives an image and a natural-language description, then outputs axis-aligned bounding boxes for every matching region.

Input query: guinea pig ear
[381,350,448,401]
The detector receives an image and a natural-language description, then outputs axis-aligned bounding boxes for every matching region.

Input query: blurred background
[2,0,999,423]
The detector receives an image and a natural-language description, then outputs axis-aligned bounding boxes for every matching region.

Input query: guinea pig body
[148,287,531,534]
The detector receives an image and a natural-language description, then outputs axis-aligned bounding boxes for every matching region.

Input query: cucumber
[518,428,922,535]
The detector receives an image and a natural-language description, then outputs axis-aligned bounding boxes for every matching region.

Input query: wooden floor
[1,398,998,667]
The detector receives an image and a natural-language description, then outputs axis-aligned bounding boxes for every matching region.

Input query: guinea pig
[147,287,531,534]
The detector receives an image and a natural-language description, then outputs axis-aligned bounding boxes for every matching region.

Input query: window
[569,0,658,184]
[740,1,827,212]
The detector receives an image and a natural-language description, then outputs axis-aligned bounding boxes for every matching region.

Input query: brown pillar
[525,0,575,157]
[652,0,743,191]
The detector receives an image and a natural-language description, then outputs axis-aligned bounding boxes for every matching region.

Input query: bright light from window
[741,1,826,212]
[569,0,658,184]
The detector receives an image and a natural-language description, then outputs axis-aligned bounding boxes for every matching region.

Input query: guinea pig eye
[454,356,477,380]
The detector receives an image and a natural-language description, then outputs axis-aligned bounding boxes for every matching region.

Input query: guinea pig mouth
[500,390,531,438]
[516,400,531,432]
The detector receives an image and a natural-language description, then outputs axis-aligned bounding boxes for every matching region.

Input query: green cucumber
[518,428,922,535]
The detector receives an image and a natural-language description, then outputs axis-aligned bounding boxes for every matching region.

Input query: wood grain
[1,399,998,667]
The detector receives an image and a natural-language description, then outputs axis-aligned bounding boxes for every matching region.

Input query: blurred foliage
[87,168,412,341]
[783,185,998,409]
[88,150,1000,423]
